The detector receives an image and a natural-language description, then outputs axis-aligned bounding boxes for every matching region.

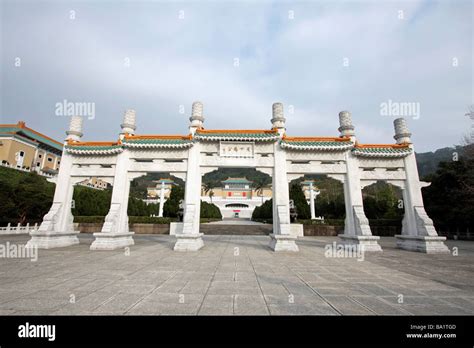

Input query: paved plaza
[0,234,473,315]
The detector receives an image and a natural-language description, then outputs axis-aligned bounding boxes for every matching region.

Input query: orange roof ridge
[196,129,277,134]
[0,124,22,128]
[283,136,351,142]
[68,140,122,147]
[0,122,63,146]
[125,134,192,140]
[355,143,410,148]
[24,126,63,146]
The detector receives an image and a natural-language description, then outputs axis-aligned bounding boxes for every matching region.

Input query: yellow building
[201,177,272,201]
[77,177,109,190]
[201,177,272,218]
[143,178,176,207]
[0,121,63,174]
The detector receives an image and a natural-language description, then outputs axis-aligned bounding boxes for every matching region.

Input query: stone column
[309,183,316,220]
[90,110,135,250]
[26,116,83,249]
[269,103,298,251]
[174,102,204,251]
[337,111,382,252]
[393,118,449,253]
[41,151,47,170]
[158,181,165,217]
[53,156,58,171]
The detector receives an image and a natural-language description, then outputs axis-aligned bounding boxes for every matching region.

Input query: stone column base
[290,224,304,237]
[395,235,450,254]
[338,234,383,252]
[169,222,183,236]
[26,231,79,249]
[90,232,134,250]
[269,233,299,252]
[174,233,204,251]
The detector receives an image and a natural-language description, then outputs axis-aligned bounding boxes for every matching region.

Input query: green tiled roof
[0,125,63,152]
[222,178,253,184]
[198,133,276,139]
[282,140,349,147]
[157,179,174,184]
[123,138,192,145]
[66,145,122,151]
[352,146,412,157]
[194,130,279,141]
[280,138,354,151]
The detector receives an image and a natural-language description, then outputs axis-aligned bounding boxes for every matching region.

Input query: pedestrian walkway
[0,234,473,315]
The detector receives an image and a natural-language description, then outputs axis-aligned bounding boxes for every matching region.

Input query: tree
[202,181,216,203]
[422,148,474,228]
[72,186,112,216]
[289,183,311,220]
[0,180,16,224]
[163,185,184,218]
[13,173,54,224]
[253,178,270,203]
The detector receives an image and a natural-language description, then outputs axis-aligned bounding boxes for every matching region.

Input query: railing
[437,226,473,241]
[0,223,39,235]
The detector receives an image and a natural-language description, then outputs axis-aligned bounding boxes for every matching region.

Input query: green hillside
[416,145,466,179]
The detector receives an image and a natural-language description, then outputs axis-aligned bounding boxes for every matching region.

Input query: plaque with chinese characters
[219,141,254,158]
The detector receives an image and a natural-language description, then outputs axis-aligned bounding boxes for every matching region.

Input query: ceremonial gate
[26,102,449,254]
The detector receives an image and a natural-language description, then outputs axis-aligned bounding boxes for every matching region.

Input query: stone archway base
[174,233,204,251]
[90,232,135,250]
[395,235,450,254]
[26,231,79,249]
[338,234,383,252]
[269,233,299,252]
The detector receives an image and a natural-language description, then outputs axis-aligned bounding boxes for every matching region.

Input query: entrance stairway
[200,219,273,235]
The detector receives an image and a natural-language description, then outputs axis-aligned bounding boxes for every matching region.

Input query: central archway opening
[362,181,404,236]
[201,168,272,221]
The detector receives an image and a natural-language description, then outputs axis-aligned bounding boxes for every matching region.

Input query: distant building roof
[0,121,63,152]
[155,178,174,184]
[222,177,253,184]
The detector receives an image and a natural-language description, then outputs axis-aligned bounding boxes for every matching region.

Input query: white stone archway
[26,102,449,254]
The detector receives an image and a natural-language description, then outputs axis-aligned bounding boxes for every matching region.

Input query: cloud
[0,0,472,151]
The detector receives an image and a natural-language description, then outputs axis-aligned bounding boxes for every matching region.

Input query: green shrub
[252,199,273,220]
[200,201,222,219]
[163,186,184,217]
[129,216,175,224]
[289,183,311,220]
[73,216,105,223]
[298,219,345,226]
[74,216,176,224]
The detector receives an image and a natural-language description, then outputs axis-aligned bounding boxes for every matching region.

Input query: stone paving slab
[0,234,473,315]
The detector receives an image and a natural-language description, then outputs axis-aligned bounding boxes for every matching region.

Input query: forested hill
[416,145,466,179]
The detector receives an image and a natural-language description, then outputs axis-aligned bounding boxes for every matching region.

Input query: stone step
[199,224,273,235]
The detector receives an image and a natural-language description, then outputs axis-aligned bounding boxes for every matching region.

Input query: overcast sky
[1,0,472,152]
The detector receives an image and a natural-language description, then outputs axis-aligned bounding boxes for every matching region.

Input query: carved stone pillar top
[393,117,412,144]
[121,109,137,135]
[189,101,205,129]
[66,116,83,141]
[338,111,355,137]
[271,102,286,131]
